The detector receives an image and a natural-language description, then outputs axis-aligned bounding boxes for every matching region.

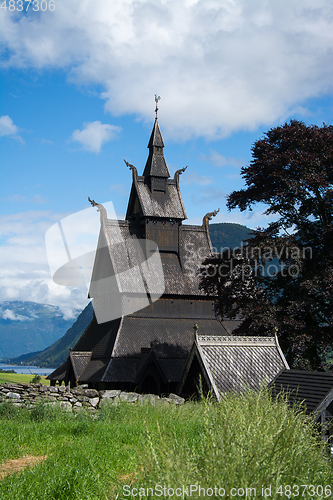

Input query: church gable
[178,335,289,399]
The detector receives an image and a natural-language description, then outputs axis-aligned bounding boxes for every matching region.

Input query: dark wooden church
[48,116,233,393]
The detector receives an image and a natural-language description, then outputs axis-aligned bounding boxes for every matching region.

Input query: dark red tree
[200,121,333,369]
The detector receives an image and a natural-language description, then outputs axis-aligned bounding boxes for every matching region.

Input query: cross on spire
[155,94,161,119]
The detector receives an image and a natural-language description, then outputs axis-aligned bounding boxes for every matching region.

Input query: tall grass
[0,389,331,500]
[137,390,330,498]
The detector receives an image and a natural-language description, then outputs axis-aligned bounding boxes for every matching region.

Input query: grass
[0,389,332,499]
[0,373,50,385]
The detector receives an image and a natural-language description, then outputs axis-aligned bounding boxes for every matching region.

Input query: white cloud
[191,187,226,204]
[182,171,212,185]
[0,210,90,318]
[200,150,243,168]
[0,115,18,135]
[32,194,48,204]
[2,309,31,321]
[0,115,23,142]
[72,121,121,153]
[1,1,332,139]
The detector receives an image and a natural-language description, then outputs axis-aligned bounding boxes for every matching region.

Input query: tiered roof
[47,117,243,392]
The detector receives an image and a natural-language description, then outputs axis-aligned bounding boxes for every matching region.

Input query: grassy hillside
[0,389,330,499]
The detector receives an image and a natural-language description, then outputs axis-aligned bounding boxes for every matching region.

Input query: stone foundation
[0,383,185,412]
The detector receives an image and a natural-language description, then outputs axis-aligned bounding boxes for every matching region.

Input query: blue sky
[1,0,333,318]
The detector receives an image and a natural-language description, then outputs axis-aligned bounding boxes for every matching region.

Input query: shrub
[30,374,41,384]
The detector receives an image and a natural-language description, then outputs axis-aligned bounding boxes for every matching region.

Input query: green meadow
[0,373,50,386]
[0,389,332,499]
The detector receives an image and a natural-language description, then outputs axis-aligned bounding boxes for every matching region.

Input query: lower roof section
[270,369,333,415]
[101,316,231,385]
[111,316,229,358]
[46,361,67,382]
[47,313,240,386]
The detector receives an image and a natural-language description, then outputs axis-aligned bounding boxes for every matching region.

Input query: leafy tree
[201,121,333,370]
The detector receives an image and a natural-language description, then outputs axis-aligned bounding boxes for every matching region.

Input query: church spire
[147,117,164,149]
[143,119,170,178]
[126,100,187,221]
[143,97,170,179]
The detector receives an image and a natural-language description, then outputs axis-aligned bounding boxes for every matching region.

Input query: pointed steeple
[126,114,187,221]
[148,118,164,148]
[143,118,170,179]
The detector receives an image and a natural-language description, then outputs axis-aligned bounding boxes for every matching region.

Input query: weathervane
[155,94,161,118]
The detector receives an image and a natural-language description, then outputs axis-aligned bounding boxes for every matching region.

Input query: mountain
[10,302,94,368]
[0,301,80,359]
[6,223,251,368]
[208,222,252,251]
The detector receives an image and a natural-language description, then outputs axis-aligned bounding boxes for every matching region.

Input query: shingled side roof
[178,335,289,399]
[69,351,92,382]
[270,369,333,419]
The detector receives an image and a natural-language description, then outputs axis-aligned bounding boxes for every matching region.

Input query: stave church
[48,108,288,396]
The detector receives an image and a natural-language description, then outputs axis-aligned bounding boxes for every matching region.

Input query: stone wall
[0,382,185,412]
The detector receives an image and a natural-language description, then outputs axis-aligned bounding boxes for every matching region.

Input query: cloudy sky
[1,0,333,318]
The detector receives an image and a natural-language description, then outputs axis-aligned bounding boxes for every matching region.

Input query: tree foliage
[201,121,333,370]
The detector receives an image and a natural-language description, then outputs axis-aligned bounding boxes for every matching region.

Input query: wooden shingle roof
[270,369,333,417]
[178,335,289,399]
[89,220,212,298]
[135,178,186,219]
[101,316,231,385]
[69,351,92,382]
[46,361,67,382]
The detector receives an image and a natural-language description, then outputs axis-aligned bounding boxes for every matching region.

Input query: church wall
[128,297,215,319]
[145,220,179,252]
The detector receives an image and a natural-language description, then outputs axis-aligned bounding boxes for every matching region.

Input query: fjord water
[0,364,56,376]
